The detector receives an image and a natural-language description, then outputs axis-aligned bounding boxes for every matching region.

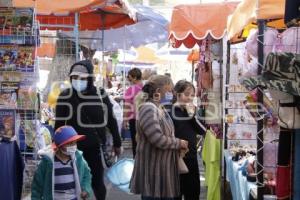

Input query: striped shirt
[54,156,77,200]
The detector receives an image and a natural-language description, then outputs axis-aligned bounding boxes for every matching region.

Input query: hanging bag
[178,150,189,174]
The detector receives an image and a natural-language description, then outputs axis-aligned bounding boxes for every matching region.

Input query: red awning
[169,2,238,48]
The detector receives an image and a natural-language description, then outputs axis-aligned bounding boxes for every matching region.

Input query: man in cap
[54,60,122,200]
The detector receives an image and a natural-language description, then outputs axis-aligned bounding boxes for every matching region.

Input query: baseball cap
[69,65,89,78]
[53,126,86,148]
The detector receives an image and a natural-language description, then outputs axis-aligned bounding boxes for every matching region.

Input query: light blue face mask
[72,79,88,92]
[160,92,173,104]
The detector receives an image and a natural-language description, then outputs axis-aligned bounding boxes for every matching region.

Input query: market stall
[225,0,300,199]
[0,6,43,197]
[0,1,140,198]
[169,2,238,200]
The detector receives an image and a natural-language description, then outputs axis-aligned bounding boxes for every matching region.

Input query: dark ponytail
[142,82,157,100]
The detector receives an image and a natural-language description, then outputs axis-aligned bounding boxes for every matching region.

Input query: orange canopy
[13,0,136,31]
[169,2,238,48]
[37,43,56,58]
[227,0,286,43]
[12,0,106,15]
[37,10,135,31]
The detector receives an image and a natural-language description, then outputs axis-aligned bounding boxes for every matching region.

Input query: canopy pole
[101,12,105,87]
[74,12,79,61]
[191,60,195,83]
[123,27,127,91]
[257,19,265,200]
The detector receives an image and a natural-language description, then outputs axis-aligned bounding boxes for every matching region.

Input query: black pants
[180,157,200,200]
[141,197,181,200]
[82,147,106,200]
[129,119,137,157]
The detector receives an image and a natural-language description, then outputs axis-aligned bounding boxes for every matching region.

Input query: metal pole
[191,60,195,83]
[101,13,105,87]
[74,12,79,61]
[257,19,265,200]
[123,26,126,91]
[223,39,231,200]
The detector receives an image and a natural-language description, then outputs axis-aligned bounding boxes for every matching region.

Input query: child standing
[31,126,93,200]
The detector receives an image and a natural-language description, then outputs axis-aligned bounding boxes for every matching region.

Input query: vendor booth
[225,0,300,199]
[169,2,238,200]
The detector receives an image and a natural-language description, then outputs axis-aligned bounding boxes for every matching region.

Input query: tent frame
[39,13,80,61]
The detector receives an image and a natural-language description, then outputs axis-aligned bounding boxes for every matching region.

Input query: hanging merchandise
[0,7,37,46]
[202,129,221,200]
[0,7,40,198]
[284,0,300,27]
[294,131,300,199]
[0,109,16,139]
[0,140,24,200]
[240,52,300,129]
[196,39,223,138]
[245,28,300,58]
[241,52,300,96]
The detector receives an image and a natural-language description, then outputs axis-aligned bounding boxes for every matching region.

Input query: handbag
[178,150,189,174]
[178,156,189,174]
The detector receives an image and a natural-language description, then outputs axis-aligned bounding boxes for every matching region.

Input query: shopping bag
[106,158,134,193]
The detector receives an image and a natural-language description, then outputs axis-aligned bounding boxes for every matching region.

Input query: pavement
[105,140,207,200]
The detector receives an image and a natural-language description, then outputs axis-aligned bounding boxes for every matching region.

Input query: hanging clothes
[294,130,300,199]
[241,52,300,97]
[284,0,300,26]
[202,129,221,200]
[0,140,24,200]
[276,128,293,200]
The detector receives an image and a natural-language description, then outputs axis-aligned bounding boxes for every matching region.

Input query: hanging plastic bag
[106,158,134,193]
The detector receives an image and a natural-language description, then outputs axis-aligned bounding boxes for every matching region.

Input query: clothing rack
[222,20,266,200]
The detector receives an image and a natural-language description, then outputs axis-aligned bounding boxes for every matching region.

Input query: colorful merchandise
[241,52,300,97]
[17,87,37,110]
[202,129,221,200]
[0,81,19,108]
[0,109,15,139]
[0,45,35,72]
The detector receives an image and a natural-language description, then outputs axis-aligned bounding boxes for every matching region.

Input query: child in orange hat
[31,126,93,200]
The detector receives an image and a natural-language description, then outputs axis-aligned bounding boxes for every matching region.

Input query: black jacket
[166,105,204,159]
[54,60,121,150]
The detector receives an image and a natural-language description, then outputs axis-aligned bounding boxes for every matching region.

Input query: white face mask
[62,145,77,156]
[72,79,88,92]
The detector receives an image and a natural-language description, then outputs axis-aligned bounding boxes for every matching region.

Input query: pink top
[124,83,143,120]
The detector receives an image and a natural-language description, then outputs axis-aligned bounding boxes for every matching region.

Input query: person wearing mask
[123,68,143,157]
[167,80,205,200]
[130,75,189,200]
[54,60,122,200]
[31,126,93,200]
